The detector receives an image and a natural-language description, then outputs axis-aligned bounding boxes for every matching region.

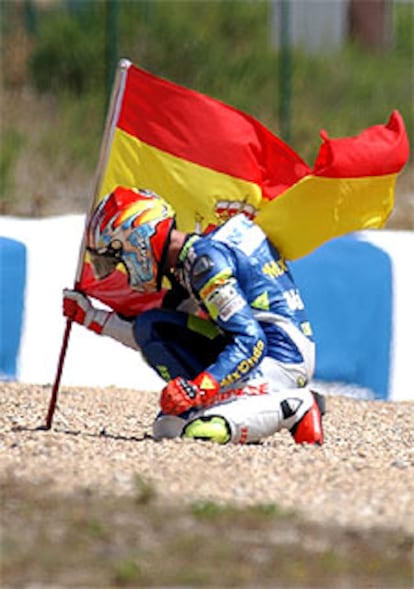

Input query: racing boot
[288,391,325,445]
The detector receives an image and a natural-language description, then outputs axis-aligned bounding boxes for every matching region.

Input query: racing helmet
[86,186,176,292]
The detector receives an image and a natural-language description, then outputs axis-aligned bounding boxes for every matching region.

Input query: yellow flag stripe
[99,129,396,261]
[255,174,396,259]
[99,128,263,234]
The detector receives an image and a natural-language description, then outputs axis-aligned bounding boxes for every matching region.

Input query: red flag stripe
[116,64,310,199]
[314,110,409,178]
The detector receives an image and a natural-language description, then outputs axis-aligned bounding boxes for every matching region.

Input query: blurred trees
[0,0,412,216]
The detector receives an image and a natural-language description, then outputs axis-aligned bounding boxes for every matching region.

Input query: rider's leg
[154,356,324,445]
[153,386,324,445]
[137,311,324,445]
[134,308,227,381]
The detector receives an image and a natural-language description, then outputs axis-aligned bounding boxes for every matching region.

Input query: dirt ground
[0,381,413,588]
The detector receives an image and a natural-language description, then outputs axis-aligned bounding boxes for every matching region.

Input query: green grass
[1,475,412,588]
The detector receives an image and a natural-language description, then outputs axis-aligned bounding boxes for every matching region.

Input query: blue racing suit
[134,214,315,392]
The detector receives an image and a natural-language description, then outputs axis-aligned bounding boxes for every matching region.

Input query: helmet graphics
[86,187,175,292]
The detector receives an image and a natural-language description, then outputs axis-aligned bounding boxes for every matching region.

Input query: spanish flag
[77,59,409,315]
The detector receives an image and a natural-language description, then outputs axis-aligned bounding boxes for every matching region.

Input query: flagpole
[74,57,132,286]
[44,319,73,429]
[43,58,132,429]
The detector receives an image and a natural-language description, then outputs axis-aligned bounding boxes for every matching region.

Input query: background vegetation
[0,0,413,220]
[2,473,412,588]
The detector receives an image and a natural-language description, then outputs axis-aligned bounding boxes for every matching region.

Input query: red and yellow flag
[256,110,409,258]
[77,60,409,316]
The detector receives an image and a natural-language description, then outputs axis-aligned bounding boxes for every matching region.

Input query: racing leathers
[133,214,317,443]
[64,213,321,444]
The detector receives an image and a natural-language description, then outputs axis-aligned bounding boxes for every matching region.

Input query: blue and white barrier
[292,235,395,400]
[0,236,26,380]
[0,215,413,401]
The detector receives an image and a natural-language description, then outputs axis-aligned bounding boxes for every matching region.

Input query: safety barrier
[0,215,412,400]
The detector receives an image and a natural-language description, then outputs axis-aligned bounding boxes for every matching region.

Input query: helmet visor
[87,247,122,280]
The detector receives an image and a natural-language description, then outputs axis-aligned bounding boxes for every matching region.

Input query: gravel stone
[1,381,413,535]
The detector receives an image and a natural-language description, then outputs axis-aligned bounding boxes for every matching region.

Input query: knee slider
[182,415,232,444]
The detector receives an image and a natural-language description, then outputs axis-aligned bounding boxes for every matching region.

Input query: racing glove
[63,289,110,334]
[160,372,220,415]
[62,289,139,350]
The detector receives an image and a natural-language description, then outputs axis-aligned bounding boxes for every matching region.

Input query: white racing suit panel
[102,313,141,351]
[199,385,314,443]
[254,310,316,389]
[153,354,315,444]
[153,384,315,444]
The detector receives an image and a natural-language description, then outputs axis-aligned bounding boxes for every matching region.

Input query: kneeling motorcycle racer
[63,186,324,444]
